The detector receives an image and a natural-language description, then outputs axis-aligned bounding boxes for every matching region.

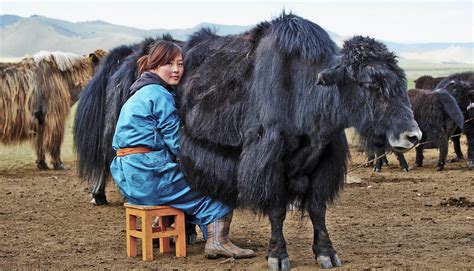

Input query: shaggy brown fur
[0,58,37,143]
[414,75,445,89]
[0,49,106,170]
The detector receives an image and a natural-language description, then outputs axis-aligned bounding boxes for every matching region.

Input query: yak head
[444,79,474,120]
[317,36,421,152]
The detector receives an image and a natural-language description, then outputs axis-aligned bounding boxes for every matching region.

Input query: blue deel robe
[110,72,230,231]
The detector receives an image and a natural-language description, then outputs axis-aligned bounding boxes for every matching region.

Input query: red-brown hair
[137,41,183,75]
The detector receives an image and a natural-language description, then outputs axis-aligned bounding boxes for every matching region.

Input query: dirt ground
[1,142,473,270]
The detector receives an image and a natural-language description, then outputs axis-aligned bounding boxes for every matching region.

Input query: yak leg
[47,122,65,170]
[415,145,424,167]
[34,124,48,170]
[308,203,341,269]
[381,157,389,166]
[365,151,375,167]
[373,148,386,172]
[436,138,448,171]
[90,170,108,205]
[451,129,464,161]
[267,207,290,271]
[49,139,64,170]
[185,215,198,244]
[395,152,409,172]
[465,124,474,167]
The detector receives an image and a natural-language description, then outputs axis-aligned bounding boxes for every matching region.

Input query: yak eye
[359,81,381,92]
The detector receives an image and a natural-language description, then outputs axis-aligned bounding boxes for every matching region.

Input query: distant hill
[0,15,254,57]
[1,14,472,64]
[0,14,22,26]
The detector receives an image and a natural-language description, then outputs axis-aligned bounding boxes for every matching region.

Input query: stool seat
[124,203,186,261]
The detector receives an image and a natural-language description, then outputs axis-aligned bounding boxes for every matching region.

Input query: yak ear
[317,65,346,86]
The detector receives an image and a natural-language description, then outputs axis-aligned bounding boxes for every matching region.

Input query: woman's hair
[137,40,183,75]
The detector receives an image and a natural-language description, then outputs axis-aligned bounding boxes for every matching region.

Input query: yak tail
[73,45,134,183]
[435,89,465,129]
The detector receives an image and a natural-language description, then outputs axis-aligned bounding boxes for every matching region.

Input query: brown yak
[0,49,106,169]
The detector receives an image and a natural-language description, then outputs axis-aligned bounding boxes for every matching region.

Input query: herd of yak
[1,13,473,270]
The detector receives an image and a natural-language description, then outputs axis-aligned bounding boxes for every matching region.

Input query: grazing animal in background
[73,14,422,269]
[408,88,464,170]
[0,50,106,170]
[414,75,445,89]
[369,85,464,172]
[435,72,474,167]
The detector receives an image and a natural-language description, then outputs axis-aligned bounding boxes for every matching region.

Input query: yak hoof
[402,167,409,172]
[36,161,49,170]
[187,233,197,244]
[268,256,291,271]
[373,167,381,172]
[317,254,342,269]
[280,257,291,271]
[90,195,108,205]
[268,257,279,271]
[467,160,474,168]
[53,163,65,170]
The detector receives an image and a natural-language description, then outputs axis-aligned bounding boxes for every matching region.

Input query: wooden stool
[124,203,186,261]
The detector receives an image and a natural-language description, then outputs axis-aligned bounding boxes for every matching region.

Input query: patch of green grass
[0,105,77,170]
[400,60,473,89]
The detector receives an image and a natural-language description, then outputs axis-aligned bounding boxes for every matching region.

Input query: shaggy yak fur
[414,75,445,89]
[73,14,422,269]
[436,71,474,167]
[369,85,465,172]
[435,73,474,166]
[0,49,106,170]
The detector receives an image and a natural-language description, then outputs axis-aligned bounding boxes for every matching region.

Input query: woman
[110,41,255,259]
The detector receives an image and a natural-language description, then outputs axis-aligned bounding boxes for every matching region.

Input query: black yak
[413,73,474,166]
[408,88,465,170]
[74,14,421,269]
[435,73,474,167]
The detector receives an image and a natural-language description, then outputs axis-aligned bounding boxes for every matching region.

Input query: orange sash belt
[116,147,153,157]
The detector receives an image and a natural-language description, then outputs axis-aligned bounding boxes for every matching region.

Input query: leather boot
[205,212,256,259]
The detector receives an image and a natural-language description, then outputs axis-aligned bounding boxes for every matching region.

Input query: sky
[1,0,473,43]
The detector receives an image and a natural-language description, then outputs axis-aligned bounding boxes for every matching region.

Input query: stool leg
[175,212,187,257]
[126,211,137,257]
[142,211,154,261]
[159,216,171,253]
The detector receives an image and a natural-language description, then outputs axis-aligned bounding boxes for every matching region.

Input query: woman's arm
[153,89,180,157]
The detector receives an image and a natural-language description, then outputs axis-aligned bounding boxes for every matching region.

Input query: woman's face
[152,54,184,86]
